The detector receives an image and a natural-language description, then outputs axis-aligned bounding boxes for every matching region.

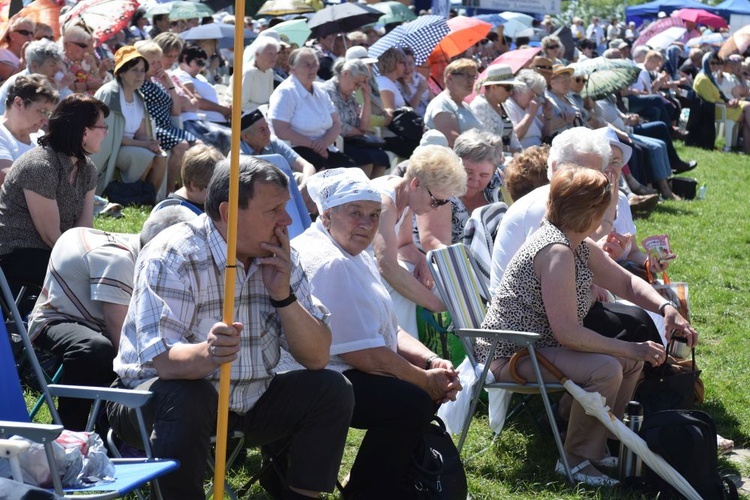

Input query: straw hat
[530,56,553,74]
[480,64,521,87]
[551,64,574,78]
[114,46,147,76]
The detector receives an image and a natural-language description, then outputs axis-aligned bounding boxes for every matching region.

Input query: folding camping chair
[426,243,573,483]
[0,305,179,499]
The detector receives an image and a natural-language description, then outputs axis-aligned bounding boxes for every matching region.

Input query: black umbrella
[307,3,382,38]
[553,25,575,63]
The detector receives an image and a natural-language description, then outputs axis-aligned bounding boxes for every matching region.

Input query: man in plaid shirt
[109,157,354,499]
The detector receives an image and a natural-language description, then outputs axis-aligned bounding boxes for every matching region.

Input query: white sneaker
[555,459,619,487]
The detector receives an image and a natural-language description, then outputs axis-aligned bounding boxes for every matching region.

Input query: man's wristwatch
[425,355,439,370]
[269,286,297,308]
[658,300,679,316]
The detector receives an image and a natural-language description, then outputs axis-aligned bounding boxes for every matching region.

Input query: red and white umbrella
[61,0,139,46]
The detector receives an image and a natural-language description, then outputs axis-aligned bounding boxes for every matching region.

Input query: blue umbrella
[368,15,450,66]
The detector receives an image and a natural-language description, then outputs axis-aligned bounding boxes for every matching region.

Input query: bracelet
[425,355,439,370]
[269,286,297,308]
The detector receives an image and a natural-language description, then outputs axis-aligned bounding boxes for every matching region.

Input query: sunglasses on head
[14,29,33,37]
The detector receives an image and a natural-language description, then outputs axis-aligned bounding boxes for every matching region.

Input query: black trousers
[342,369,435,499]
[583,301,663,345]
[108,370,354,500]
[34,321,116,431]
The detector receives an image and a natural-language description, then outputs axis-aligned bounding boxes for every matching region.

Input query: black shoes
[672,160,698,174]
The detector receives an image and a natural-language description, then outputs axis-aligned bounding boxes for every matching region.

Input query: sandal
[555,459,619,487]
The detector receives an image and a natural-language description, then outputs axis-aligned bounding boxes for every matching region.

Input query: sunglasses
[14,29,33,37]
[573,77,588,83]
[452,72,477,80]
[193,59,207,67]
[68,41,89,49]
[546,44,560,50]
[533,65,553,71]
[427,187,450,209]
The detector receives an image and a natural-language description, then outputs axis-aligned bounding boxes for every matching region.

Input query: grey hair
[25,39,63,69]
[542,35,561,49]
[254,36,281,56]
[140,205,197,247]
[205,156,289,221]
[547,127,611,180]
[631,45,649,62]
[289,47,318,68]
[515,69,547,96]
[61,25,93,44]
[602,48,623,59]
[333,58,369,79]
[453,129,503,164]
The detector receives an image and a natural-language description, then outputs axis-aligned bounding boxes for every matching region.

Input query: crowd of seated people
[0,8,734,497]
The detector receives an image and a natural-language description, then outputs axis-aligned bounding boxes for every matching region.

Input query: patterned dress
[476,221,594,362]
[139,79,195,150]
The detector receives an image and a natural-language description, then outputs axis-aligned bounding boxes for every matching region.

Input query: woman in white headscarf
[287,168,461,498]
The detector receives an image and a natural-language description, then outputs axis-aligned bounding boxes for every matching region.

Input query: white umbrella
[501,18,530,39]
[647,26,688,49]
[521,350,702,499]
[499,11,534,27]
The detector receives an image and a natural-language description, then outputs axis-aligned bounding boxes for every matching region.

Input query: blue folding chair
[0,293,179,498]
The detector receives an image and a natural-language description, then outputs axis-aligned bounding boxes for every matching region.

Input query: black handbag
[103,180,156,207]
[400,416,467,499]
[669,177,698,200]
[635,338,702,415]
[388,107,425,143]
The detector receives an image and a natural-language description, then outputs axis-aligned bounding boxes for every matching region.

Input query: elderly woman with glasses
[0,75,58,183]
[505,69,552,148]
[414,129,504,253]
[479,166,696,487]
[93,46,167,195]
[545,64,584,139]
[541,34,564,64]
[281,168,461,498]
[61,25,104,95]
[470,63,523,154]
[424,58,483,147]
[0,94,108,288]
[0,17,35,81]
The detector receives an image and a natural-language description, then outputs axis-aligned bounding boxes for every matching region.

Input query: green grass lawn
[26,144,750,499]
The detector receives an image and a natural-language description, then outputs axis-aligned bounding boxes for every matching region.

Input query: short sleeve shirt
[0,121,34,162]
[0,146,97,255]
[268,75,335,141]
[425,90,483,134]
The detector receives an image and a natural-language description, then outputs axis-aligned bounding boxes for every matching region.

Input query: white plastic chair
[715,103,739,151]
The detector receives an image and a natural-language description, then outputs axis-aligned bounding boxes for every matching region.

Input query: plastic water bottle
[697,184,707,200]
[619,401,644,480]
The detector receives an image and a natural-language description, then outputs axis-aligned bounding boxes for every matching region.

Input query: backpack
[400,416,467,499]
[637,409,738,499]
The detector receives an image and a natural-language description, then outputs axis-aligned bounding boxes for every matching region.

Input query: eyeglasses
[603,180,612,197]
[533,65,553,71]
[68,41,89,49]
[193,59,207,67]
[14,29,33,37]
[573,77,588,83]
[426,187,450,209]
[89,123,109,131]
[452,72,477,80]
[710,60,721,66]
[546,44,560,50]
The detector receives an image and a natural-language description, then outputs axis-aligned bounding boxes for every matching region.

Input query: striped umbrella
[368,15,450,66]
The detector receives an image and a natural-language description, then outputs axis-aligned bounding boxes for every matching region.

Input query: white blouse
[267,75,336,143]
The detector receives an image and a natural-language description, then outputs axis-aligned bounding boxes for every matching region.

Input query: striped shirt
[27,228,139,340]
[114,214,330,414]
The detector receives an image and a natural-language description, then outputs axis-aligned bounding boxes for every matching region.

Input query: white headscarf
[307,168,382,214]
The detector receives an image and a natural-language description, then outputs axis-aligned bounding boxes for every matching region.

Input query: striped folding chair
[426,243,573,483]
